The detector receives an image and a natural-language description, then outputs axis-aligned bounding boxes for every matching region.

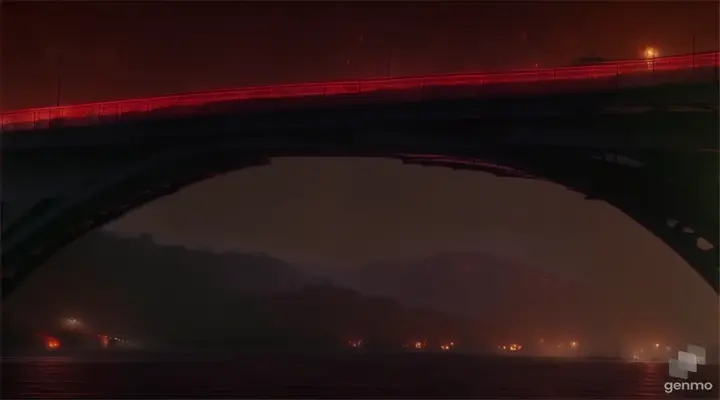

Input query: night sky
[2,2,718,347]
[2,1,718,110]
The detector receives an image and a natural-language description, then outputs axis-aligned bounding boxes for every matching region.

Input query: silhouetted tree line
[3,232,493,351]
[151,284,486,350]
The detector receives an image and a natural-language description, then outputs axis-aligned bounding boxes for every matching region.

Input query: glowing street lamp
[643,47,659,60]
[642,47,659,71]
[62,317,82,330]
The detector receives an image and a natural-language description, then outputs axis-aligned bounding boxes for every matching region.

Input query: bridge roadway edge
[2,80,719,148]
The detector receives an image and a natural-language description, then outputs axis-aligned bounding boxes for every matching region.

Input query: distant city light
[440,341,455,351]
[500,343,522,352]
[570,341,578,349]
[62,317,82,330]
[45,336,60,350]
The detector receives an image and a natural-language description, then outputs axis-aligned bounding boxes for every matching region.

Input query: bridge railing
[1,52,718,132]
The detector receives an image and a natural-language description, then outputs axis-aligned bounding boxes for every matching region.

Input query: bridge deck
[1,52,718,132]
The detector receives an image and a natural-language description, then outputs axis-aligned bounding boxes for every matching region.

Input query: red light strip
[1,52,717,132]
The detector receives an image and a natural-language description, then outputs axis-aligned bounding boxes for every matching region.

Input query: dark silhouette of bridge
[1,52,718,298]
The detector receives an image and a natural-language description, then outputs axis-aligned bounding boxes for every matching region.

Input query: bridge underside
[2,148,717,299]
[2,85,718,298]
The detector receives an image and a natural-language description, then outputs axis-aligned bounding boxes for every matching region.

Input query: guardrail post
[691,53,698,82]
[651,59,655,84]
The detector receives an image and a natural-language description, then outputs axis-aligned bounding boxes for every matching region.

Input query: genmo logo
[668,344,706,379]
[664,344,713,394]
[664,381,713,394]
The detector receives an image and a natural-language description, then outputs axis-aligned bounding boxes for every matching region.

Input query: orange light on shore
[500,343,522,352]
[46,337,60,350]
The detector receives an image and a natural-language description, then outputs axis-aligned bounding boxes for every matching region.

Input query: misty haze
[2,1,719,399]
[4,158,718,397]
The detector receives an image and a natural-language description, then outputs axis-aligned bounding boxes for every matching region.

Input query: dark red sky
[2,2,718,345]
[1,1,718,110]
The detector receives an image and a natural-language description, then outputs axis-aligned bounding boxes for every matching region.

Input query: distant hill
[3,232,489,350]
[160,283,488,350]
[335,252,589,336]
[3,231,325,338]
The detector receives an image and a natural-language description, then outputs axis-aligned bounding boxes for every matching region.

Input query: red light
[1,52,717,132]
[45,336,60,350]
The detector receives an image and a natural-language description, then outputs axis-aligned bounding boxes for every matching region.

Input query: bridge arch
[2,139,717,299]
[2,53,718,298]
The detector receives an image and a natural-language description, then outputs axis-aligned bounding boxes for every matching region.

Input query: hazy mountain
[3,231,326,338]
[335,252,590,335]
[4,232,490,350]
[158,283,489,350]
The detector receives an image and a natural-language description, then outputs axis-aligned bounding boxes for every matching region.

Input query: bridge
[2,52,719,298]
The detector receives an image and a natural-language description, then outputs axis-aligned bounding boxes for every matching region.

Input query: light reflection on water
[2,354,718,398]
